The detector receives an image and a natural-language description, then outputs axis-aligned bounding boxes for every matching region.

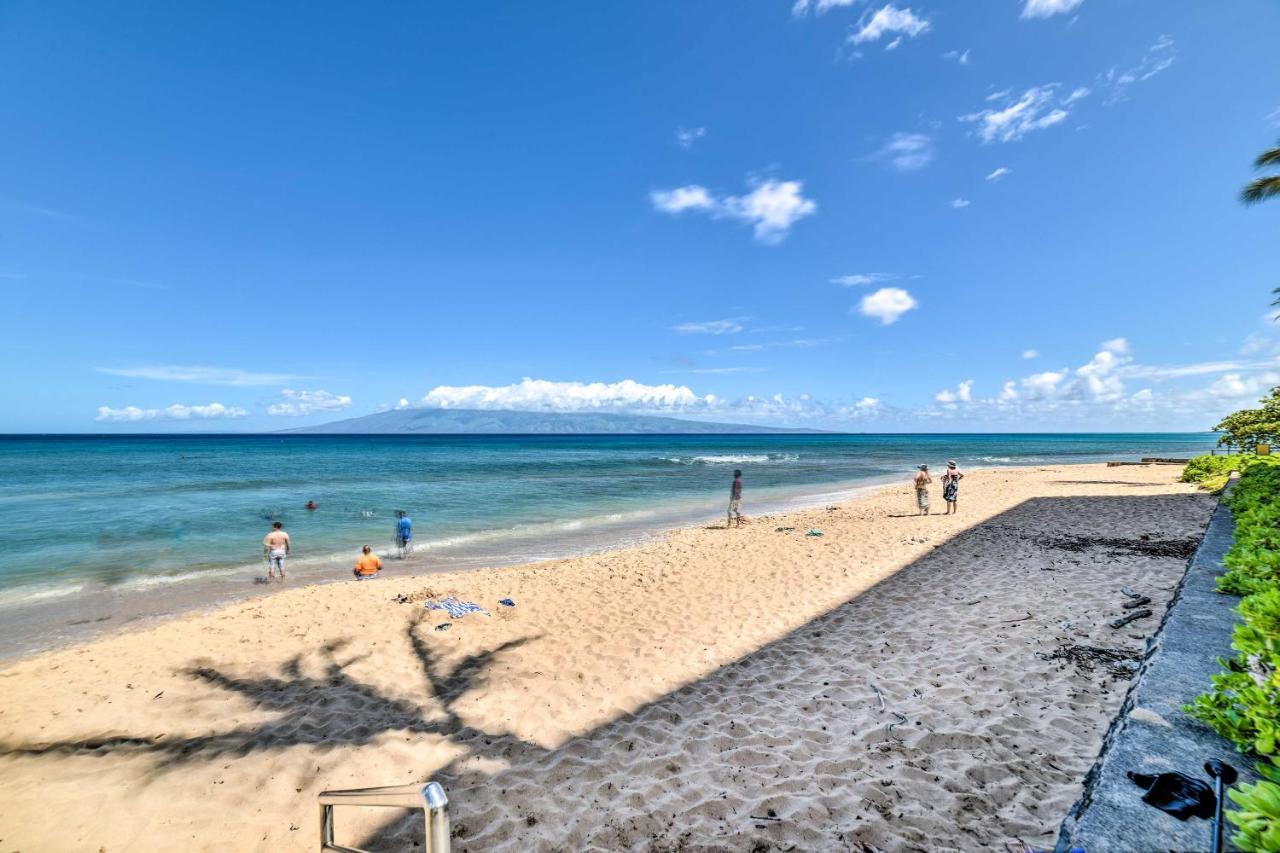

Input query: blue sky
[2,0,1278,432]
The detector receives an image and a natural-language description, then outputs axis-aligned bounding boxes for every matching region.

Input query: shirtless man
[263,521,291,581]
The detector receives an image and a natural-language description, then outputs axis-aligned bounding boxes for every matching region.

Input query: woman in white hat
[941,460,964,514]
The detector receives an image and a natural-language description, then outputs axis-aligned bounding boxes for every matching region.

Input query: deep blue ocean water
[0,432,1216,610]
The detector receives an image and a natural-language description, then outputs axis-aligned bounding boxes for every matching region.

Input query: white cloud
[854,396,880,409]
[652,178,817,244]
[1101,337,1129,355]
[650,185,716,213]
[1102,35,1175,104]
[859,287,918,325]
[675,126,707,149]
[95,402,249,422]
[950,198,971,209]
[791,0,859,16]
[831,272,900,287]
[850,5,930,44]
[95,365,305,386]
[999,380,1020,402]
[935,379,973,406]
[884,36,903,51]
[266,389,353,417]
[1021,0,1083,19]
[943,49,970,65]
[873,132,934,171]
[1206,372,1280,400]
[1268,105,1280,128]
[1022,370,1066,399]
[674,318,745,335]
[1022,349,1039,359]
[961,85,1082,143]
[417,378,712,413]
[986,167,1012,181]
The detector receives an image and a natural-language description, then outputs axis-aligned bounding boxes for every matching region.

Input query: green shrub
[1186,461,1280,851]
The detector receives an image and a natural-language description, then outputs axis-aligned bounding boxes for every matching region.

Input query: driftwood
[1121,586,1141,599]
[1122,596,1152,609]
[1109,609,1153,629]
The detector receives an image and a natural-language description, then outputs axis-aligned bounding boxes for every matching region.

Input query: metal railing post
[317,781,450,853]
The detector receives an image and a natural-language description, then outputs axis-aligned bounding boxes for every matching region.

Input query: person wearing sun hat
[913,464,932,515]
[941,459,964,514]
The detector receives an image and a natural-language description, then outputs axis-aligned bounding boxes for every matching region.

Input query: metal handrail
[319,781,450,853]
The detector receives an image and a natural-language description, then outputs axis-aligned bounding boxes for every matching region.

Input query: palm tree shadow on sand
[0,614,544,772]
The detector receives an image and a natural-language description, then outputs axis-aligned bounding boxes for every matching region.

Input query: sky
[1,0,1279,433]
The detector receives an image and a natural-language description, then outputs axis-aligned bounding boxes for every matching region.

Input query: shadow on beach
[0,491,1213,851]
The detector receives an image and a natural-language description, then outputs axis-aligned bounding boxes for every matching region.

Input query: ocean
[0,432,1217,657]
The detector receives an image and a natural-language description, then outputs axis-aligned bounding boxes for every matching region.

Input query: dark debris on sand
[1036,534,1199,559]
[1039,644,1143,679]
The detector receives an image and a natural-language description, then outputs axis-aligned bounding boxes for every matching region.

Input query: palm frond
[1242,175,1280,205]
[1256,145,1280,169]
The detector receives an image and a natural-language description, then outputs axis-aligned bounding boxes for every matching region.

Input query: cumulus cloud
[266,389,353,417]
[674,318,745,335]
[950,198,971,209]
[872,132,934,171]
[416,378,712,413]
[935,380,973,406]
[675,126,707,149]
[95,402,249,422]
[651,178,817,244]
[986,167,1012,181]
[859,287,918,325]
[650,185,716,213]
[850,5,930,44]
[95,365,304,386]
[1102,35,1175,104]
[961,85,1083,143]
[1021,0,1083,19]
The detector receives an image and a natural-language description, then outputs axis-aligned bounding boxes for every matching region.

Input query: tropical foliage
[1242,142,1280,206]
[1212,387,1280,453]
[1184,458,1280,850]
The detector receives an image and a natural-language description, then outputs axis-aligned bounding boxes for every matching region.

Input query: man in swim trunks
[354,545,382,579]
[395,510,413,558]
[728,469,744,528]
[263,521,291,581]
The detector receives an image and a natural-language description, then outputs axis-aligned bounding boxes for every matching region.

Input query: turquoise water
[0,432,1216,608]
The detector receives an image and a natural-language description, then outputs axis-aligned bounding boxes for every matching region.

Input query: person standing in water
[262,521,291,582]
[913,465,932,516]
[394,510,413,558]
[728,469,744,528]
[941,460,964,515]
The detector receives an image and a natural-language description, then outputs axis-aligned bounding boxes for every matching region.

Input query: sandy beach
[0,462,1215,852]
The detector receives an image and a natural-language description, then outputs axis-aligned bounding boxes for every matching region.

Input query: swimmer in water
[305,501,318,511]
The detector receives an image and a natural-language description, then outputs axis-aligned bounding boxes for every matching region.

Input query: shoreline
[0,469,907,662]
[0,462,1216,851]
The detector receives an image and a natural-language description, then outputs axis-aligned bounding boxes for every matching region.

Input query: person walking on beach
[941,460,964,515]
[262,521,291,582]
[354,545,382,579]
[394,510,413,558]
[728,469,744,528]
[913,465,932,516]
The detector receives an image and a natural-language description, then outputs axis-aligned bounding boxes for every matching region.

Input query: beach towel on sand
[426,597,490,619]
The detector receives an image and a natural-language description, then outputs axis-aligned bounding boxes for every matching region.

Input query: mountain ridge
[284,408,824,435]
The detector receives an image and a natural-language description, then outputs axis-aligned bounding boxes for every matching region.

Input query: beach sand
[0,463,1214,852]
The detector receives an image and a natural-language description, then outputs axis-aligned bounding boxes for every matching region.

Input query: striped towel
[426,597,490,619]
